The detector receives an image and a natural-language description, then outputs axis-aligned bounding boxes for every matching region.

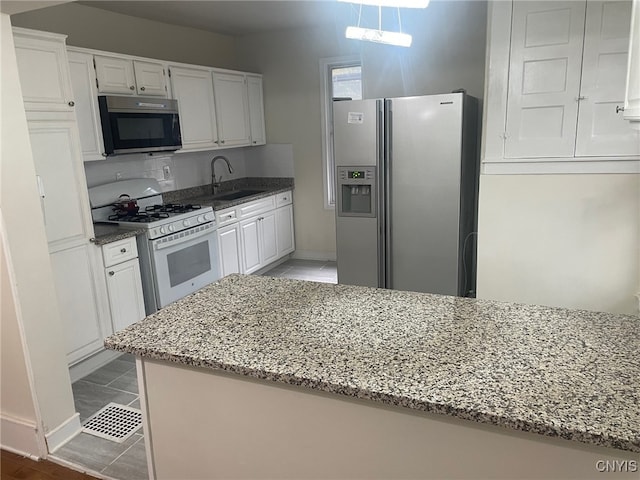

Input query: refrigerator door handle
[383,99,392,289]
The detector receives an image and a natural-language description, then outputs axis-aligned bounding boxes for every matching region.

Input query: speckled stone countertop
[104,274,640,453]
[92,223,146,246]
[164,177,294,211]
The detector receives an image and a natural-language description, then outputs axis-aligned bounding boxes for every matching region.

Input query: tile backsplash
[84,144,294,191]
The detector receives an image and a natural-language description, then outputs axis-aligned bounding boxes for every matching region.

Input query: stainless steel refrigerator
[333,92,479,296]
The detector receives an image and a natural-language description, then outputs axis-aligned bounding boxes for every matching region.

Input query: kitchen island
[105,274,640,479]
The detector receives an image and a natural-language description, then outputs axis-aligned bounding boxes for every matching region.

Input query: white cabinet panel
[13,29,74,112]
[217,223,242,276]
[576,0,639,156]
[260,211,278,267]
[105,258,145,332]
[67,50,105,161]
[240,217,261,274]
[94,55,136,95]
[51,245,105,364]
[505,1,586,158]
[247,74,266,145]
[169,65,219,151]
[27,118,88,246]
[133,60,167,97]
[623,0,640,127]
[212,71,250,147]
[276,204,295,257]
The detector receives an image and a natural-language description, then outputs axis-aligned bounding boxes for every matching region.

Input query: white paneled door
[94,55,136,95]
[132,60,167,97]
[212,71,251,147]
[576,0,639,156]
[505,1,586,158]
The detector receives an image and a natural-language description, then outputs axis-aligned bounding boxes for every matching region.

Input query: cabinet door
[212,71,251,147]
[27,117,90,248]
[94,55,136,95]
[105,258,145,332]
[259,211,278,267]
[504,1,586,158]
[217,223,242,276]
[170,66,219,150]
[247,74,266,146]
[13,30,74,112]
[51,244,105,364]
[276,204,295,257]
[67,51,105,161]
[240,217,261,274]
[576,0,639,156]
[133,60,167,97]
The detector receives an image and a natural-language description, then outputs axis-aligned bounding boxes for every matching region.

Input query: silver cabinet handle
[221,140,225,144]
[130,85,135,90]
[253,141,257,144]
[120,248,127,253]
[576,96,587,101]
[140,86,146,91]
[108,271,115,276]
[616,106,625,114]
[214,140,219,144]
[68,101,75,107]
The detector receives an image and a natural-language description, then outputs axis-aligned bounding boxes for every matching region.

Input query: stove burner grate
[145,203,202,214]
[108,211,171,223]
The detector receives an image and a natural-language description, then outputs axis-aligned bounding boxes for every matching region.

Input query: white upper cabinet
[247,74,266,145]
[623,0,640,128]
[67,50,105,161]
[169,65,219,151]
[487,0,639,169]
[212,71,251,147]
[95,55,167,97]
[576,0,638,156]
[133,60,168,96]
[13,28,75,112]
[505,1,586,158]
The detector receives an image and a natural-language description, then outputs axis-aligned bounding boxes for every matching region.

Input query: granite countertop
[163,177,294,211]
[92,223,146,246]
[104,274,640,453]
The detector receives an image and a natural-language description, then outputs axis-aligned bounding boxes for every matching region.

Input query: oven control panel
[148,210,215,239]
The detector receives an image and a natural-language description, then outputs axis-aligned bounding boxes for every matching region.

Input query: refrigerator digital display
[348,171,365,179]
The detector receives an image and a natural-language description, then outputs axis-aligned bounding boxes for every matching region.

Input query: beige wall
[11,2,239,69]
[476,174,640,315]
[1,12,76,448]
[237,1,488,257]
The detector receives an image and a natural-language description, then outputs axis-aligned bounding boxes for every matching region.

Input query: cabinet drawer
[238,196,276,219]
[216,207,238,227]
[102,237,138,267]
[275,191,293,207]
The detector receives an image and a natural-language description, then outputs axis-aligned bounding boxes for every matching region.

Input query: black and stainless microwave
[98,95,182,156]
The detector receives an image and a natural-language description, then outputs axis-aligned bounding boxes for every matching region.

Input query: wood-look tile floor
[262,258,337,283]
[52,353,148,480]
[1,449,100,480]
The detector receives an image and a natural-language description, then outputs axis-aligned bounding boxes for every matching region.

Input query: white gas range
[89,178,221,314]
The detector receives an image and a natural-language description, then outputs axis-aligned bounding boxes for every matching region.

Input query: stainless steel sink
[212,189,265,201]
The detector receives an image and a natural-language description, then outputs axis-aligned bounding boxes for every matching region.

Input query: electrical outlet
[163,165,171,180]
[115,172,122,180]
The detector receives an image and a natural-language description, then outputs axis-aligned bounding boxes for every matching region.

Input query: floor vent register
[82,402,142,443]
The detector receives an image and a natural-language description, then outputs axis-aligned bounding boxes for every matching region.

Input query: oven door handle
[152,224,216,250]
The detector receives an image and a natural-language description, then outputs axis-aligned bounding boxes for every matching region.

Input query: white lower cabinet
[217,191,295,276]
[101,237,145,333]
[276,204,295,257]
[217,223,242,276]
[51,244,108,365]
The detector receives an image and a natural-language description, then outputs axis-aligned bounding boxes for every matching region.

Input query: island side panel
[140,359,639,480]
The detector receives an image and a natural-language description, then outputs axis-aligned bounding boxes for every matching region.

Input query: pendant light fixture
[340,0,428,48]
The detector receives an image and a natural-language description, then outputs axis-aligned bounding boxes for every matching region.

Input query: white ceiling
[75,1,354,36]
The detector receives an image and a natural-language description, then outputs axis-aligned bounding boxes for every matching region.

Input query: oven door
[149,223,221,309]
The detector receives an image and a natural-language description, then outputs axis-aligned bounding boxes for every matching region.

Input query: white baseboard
[0,414,45,459]
[291,250,337,261]
[69,348,122,383]
[45,412,81,453]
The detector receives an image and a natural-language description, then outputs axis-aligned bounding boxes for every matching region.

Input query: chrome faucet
[211,155,234,195]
